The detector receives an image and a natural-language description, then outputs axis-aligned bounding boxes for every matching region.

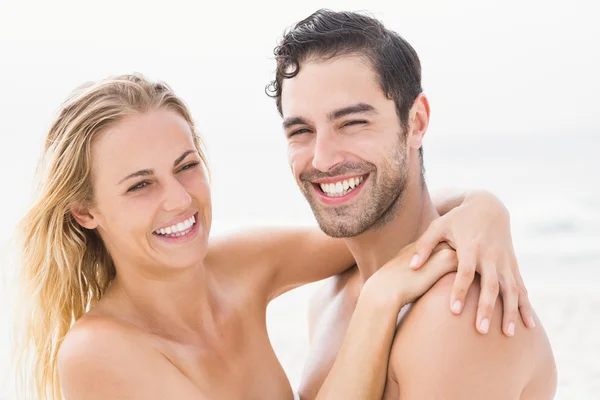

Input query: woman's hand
[315,243,457,400]
[362,243,458,314]
[411,190,535,337]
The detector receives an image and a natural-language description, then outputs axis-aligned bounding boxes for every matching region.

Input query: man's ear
[70,203,99,230]
[406,93,430,150]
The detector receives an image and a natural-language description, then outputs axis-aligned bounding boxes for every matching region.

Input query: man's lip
[310,173,369,184]
[312,174,368,204]
[154,211,198,231]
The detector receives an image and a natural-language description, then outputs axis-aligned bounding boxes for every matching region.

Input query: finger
[412,219,448,270]
[512,261,536,328]
[405,248,458,304]
[476,267,500,335]
[499,270,519,337]
[449,246,477,315]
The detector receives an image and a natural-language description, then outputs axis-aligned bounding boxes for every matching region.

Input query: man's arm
[389,272,557,400]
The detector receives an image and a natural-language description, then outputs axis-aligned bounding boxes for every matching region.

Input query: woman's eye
[180,161,200,171]
[128,181,150,192]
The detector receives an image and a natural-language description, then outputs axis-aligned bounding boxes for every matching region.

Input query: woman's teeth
[319,176,365,197]
[154,215,196,237]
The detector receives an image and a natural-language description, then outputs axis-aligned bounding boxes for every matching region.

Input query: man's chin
[313,214,369,238]
[303,191,372,237]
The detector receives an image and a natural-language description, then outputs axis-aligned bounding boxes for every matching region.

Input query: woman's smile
[152,212,200,243]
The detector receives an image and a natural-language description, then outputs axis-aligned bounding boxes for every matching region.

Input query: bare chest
[301,279,408,399]
[155,315,294,399]
[300,279,361,397]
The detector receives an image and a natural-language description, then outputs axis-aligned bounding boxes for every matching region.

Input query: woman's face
[82,108,211,272]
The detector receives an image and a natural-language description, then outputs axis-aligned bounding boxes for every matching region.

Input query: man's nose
[312,130,344,172]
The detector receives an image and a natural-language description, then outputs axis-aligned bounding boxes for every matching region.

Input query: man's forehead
[280,56,384,118]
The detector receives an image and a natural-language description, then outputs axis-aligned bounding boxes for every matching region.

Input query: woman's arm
[207,226,354,301]
[208,189,532,335]
[315,243,458,400]
[431,187,470,216]
[263,188,520,302]
[412,189,535,335]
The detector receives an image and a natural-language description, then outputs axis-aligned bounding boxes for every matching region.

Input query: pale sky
[0,0,598,230]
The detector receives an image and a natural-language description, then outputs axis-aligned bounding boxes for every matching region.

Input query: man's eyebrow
[282,103,376,130]
[282,116,310,129]
[117,149,198,185]
[328,102,377,120]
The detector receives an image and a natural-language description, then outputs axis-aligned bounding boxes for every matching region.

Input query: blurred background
[0,0,598,398]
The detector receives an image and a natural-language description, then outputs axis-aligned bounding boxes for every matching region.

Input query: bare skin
[59,111,358,399]
[302,270,556,399]
[59,231,458,400]
[57,106,538,398]
[280,55,557,399]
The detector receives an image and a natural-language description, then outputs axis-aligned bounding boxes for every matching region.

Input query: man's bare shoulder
[388,272,557,400]
[58,315,202,399]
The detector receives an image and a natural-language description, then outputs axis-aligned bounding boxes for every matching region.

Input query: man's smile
[310,173,370,205]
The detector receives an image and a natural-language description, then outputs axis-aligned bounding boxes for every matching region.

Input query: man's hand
[410,190,535,336]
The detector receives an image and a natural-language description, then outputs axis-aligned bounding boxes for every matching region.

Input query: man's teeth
[319,176,365,197]
[154,215,196,237]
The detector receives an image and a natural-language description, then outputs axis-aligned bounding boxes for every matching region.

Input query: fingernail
[451,300,462,314]
[479,318,489,334]
[528,316,536,328]
[409,254,420,268]
[507,322,515,336]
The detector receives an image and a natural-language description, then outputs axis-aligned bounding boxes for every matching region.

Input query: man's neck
[345,180,439,282]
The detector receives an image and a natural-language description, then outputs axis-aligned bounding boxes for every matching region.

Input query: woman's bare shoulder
[58,315,202,399]
[58,314,154,375]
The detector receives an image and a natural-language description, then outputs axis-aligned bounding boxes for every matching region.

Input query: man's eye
[342,120,367,127]
[289,128,311,137]
[128,181,150,192]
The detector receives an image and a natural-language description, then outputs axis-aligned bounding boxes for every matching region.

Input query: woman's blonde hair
[14,73,208,399]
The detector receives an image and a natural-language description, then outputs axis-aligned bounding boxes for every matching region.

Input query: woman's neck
[101,262,223,343]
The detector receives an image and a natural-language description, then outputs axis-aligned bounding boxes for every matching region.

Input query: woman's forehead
[91,110,197,182]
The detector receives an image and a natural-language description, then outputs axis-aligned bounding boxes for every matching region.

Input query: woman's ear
[70,203,99,230]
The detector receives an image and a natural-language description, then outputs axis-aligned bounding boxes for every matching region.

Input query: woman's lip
[152,213,200,242]
[154,210,198,232]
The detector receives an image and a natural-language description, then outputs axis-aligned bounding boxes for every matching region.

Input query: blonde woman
[16,74,532,399]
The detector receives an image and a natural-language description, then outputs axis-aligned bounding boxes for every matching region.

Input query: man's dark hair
[266,8,425,164]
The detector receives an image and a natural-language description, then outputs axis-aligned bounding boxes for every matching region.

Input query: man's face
[280,55,411,238]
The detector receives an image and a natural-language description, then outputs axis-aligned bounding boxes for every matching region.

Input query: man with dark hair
[268,9,557,399]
